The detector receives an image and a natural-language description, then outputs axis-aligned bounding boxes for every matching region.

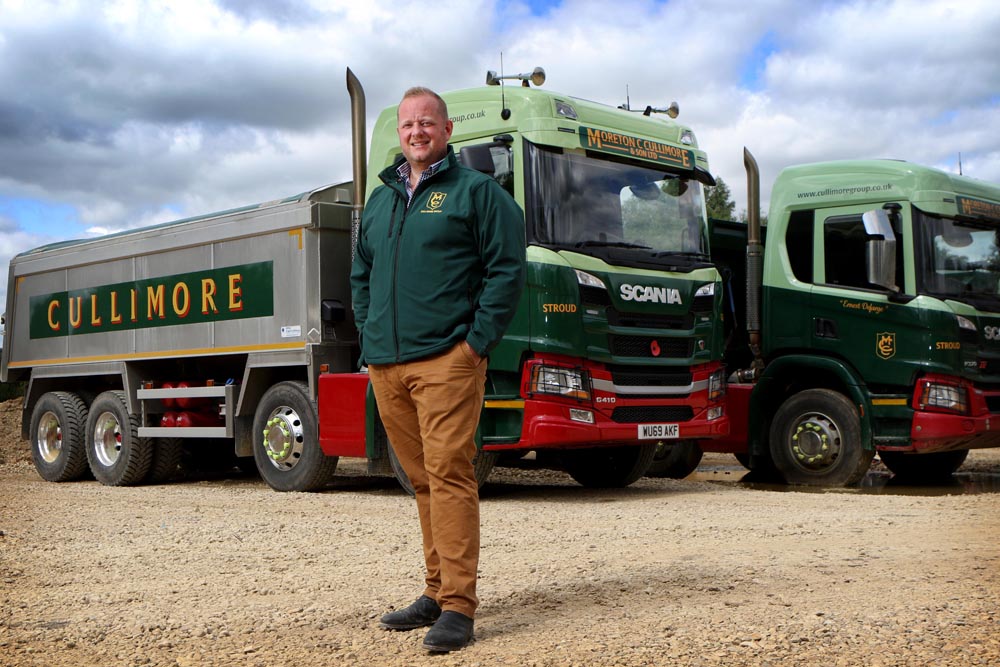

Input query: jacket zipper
[391,190,407,362]
[387,197,400,238]
[388,170,441,363]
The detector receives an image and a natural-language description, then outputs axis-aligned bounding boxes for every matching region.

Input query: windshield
[915,207,1000,301]
[524,140,707,255]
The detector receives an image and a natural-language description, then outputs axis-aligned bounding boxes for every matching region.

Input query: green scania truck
[708,149,1000,485]
[1,69,728,491]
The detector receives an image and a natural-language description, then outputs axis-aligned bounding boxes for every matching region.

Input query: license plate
[638,423,679,439]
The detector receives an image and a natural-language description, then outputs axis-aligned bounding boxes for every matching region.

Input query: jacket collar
[378,146,458,187]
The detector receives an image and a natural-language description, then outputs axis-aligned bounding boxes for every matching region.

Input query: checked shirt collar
[397,155,447,206]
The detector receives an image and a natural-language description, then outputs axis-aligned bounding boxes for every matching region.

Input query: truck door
[809,204,920,386]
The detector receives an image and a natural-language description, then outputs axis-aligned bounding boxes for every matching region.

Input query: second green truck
[708,149,1000,485]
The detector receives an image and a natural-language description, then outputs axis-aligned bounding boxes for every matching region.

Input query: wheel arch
[22,363,127,439]
[751,354,874,456]
[234,364,310,457]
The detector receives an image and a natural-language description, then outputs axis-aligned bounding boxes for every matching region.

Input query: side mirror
[458,145,496,176]
[862,209,898,292]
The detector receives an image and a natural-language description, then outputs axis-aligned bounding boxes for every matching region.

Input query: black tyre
[29,392,90,482]
[734,450,781,479]
[560,443,657,488]
[769,389,874,486]
[146,437,183,483]
[86,390,153,486]
[645,440,703,479]
[879,449,969,481]
[252,381,338,492]
[383,419,498,497]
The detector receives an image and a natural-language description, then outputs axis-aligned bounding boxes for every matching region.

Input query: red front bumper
[899,373,1000,452]
[909,412,1000,452]
[484,355,730,451]
[481,398,729,451]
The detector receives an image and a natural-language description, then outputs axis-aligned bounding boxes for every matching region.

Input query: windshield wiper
[652,250,710,260]
[574,241,652,250]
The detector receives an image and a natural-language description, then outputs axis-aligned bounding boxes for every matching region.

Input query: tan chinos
[368,342,487,618]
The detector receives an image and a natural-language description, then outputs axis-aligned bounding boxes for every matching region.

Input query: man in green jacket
[350,86,525,652]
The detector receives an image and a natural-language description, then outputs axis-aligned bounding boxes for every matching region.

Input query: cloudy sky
[2,0,999,334]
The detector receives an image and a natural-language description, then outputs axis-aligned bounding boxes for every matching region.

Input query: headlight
[694,283,715,298]
[957,315,976,331]
[679,129,695,146]
[528,364,591,401]
[708,368,726,401]
[917,380,968,414]
[575,270,607,290]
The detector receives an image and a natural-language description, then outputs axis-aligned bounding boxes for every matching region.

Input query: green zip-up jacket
[350,148,526,365]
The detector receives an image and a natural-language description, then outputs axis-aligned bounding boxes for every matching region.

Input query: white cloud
[0,216,54,339]
[0,0,997,282]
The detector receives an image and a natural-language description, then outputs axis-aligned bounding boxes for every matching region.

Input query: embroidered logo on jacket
[422,192,447,213]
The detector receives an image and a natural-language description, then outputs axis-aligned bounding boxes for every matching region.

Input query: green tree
[737,208,768,226]
[705,176,736,221]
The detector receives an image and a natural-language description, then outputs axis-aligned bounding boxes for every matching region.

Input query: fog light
[706,406,724,421]
[569,408,594,424]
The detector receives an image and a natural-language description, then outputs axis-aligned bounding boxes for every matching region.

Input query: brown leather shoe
[379,595,441,630]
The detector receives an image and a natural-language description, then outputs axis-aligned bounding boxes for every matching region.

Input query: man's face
[397,94,453,171]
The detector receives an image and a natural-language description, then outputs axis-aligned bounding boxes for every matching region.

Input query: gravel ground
[1,397,999,667]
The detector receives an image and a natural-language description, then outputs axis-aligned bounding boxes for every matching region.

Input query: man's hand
[462,340,483,365]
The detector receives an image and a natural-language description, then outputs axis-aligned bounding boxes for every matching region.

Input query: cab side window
[785,209,814,283]
[823,215,869,289]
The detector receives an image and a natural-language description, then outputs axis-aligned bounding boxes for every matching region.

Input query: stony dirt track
[2,397,999,667]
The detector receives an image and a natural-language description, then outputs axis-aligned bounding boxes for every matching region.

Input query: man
[350,86,525,652]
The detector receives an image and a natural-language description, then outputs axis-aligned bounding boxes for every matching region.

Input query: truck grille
[608,335,693,358]
[606,365,692,387]
[607,309,691,329]
[611,406,693,423]
[580,283,705,330]
[692,294,714,314]
[978,359,1000,375]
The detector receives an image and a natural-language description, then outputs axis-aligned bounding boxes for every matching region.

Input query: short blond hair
[399,86,448,119]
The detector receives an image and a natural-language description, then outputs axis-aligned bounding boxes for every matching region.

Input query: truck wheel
[879,449,969,480]
[146,437,183,483]
[86,391,153,486]
[769,389,873,486]
[560,443,657,488]
[375,415,497,495]
[645,440,703,478]
[734,450,780,478]
[385,437,498,497]
[253,381,338,492]
[29,392,90,482]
